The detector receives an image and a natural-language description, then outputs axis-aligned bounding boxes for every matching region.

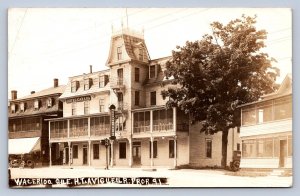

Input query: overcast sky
[8,8,292,98]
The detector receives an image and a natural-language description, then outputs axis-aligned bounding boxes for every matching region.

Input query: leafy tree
[162,15,279,168]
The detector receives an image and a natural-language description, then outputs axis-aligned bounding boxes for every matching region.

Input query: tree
[162,15,279,168]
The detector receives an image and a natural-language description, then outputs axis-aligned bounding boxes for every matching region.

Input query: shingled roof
[12,85,66,102]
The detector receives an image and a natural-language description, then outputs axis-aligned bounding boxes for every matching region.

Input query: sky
[8,8,292,99]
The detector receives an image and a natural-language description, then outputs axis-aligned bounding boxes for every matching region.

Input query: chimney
[54,78,58,88]
[90,65,93,74]
[11,90,17,100]
[31,91,35,94]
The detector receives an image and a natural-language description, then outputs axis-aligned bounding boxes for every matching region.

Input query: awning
[9,137,41,155]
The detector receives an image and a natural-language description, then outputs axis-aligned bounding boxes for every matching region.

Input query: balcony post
[48,121,51,143]
[88,117,91,138]
[67,120,70,138]
[150,110,153,133]
[173,107,177,133]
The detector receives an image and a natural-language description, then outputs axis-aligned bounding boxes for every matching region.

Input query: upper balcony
[49,113,129,141]
[110,77,126,93]
[132,107,189,138]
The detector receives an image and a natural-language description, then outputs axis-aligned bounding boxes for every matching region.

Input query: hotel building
[48,28,240,168]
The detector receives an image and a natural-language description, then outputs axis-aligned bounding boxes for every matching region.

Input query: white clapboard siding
[240,157,292,169]
[240,119,292,137]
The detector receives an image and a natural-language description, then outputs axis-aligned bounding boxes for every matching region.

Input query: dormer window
[84,78,92,90]
[117,46,122,60]
[71,81,79,92]
[11,104,16,113]
[47,98,53,108]
[34,100,40,110]
[149,65,156,78]
[20,102,26,112]
[99,75,109,88]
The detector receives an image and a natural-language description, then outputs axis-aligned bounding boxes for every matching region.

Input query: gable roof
[262,73,292,99]
[11,85,66,102]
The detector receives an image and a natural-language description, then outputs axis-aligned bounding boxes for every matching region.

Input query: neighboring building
[8,79,65,166]
[48,28,239,168]
[240,74,292,169]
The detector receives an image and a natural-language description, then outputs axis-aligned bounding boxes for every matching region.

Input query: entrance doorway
[133,142,141,166]
[279,140,287,168]
[83,145,88,165]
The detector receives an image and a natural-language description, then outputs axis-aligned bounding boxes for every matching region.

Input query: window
[99,75,105,88]
[149,141,158,158]
[117,68,123,85]
[149,65,156,78]
[169,140,175,158]
[11,104,16,113]
[206,139,212,158]
[72,102,76,116]
[34,100,40,110]
[119,142,126,159]
[150,91,156,106]
[20,102,25,112]
[73,145,78,159]
[135,67,140,82]
[242,139,257,158]
[139,48,143,61]
[256,101,272,123]
[99,99,105,112]
[274,96,292,120]
[71,81,79,93]
[237,143,241,151]
[93,143,100,159]
[84,101,89,115]
[117,46,122,60]
[47,98,53,108]
[117,93,124,110]
[135,91,140,106]
[84,78,92,90]
[241,106,256,126]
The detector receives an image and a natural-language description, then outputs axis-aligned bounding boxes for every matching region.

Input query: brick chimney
[54,78,59,88]
[90,65,93,74]
[11,90,17,100]
[31,91,35,94]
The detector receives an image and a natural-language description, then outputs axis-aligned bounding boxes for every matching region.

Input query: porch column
[49,143,52,166]
[174,135,177,168]
[129,139,132,167]
[150,137,154,167]
[68,141,71,167]
[110,140,114,167]
[88,140,91,167]
[173,107,177,133]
